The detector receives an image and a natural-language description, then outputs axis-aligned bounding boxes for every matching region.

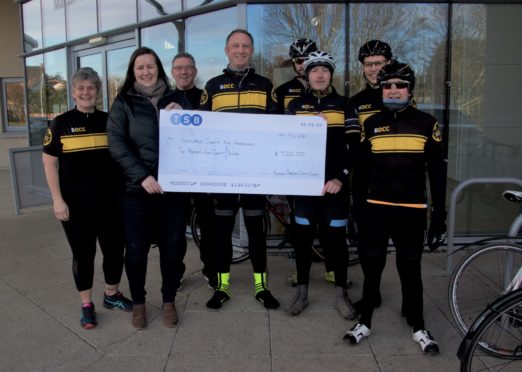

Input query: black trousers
[292,193,349,287]
[192,193,216,277]
[61,198,125,292]
[357,203,427,330]
[122,192,190,304]
[213,193,267,273]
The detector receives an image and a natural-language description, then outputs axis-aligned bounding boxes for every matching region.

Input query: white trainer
[343,323,371,344]
[412,329,440,354]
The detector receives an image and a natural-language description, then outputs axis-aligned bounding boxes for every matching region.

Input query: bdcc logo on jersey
[271,88,278,103]
[432,122,442,142]
[170,113,203,126]
[200,89,208,105]
[43,128,52,146]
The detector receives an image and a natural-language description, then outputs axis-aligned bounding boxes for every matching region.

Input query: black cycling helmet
[358,40,392,63]
[304,50,336,75]
[377,60,415,92]
[289,38,318,59]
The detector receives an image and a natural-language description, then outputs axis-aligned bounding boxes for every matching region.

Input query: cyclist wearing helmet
[285,51,360,319]
[344,61,447,354]
[275,38,318,114]
[349,40,393,126]
[277,39,342,286]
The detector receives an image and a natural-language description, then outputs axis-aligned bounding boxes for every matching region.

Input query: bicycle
[449,189,522,337]
[189,194,359,265]
[457,288,522,371]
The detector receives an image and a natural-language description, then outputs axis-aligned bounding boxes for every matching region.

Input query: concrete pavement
[0,169,463,371]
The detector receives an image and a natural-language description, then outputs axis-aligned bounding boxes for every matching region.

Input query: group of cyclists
[43,28,447,354]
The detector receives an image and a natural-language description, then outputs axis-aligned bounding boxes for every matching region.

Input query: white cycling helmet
[303,50,335,75]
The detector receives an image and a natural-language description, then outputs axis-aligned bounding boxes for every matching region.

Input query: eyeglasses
[363,61,386,68]
[293,58,305,65]
[172,65,195,71]
[381,81,410,90]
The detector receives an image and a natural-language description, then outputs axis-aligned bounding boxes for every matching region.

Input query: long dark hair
[119,47,170,94]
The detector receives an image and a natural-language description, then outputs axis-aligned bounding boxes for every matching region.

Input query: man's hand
[322,178,342,194]
[426,212,447,251]
[141,175,163,194]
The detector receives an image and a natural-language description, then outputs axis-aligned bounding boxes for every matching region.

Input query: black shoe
[80,303,97,329]
[255,290,280,309]
[206,290,230,309]
[103,291,133,311]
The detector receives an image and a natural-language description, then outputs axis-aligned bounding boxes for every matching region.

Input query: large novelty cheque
[158,110,326,196]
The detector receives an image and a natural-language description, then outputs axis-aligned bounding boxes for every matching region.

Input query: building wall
[0,2,27,169]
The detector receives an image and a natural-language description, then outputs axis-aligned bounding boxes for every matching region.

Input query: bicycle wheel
[310,243,359,266]
[190,208,270,265]
[458,289,522,371]
[449,243,522,336]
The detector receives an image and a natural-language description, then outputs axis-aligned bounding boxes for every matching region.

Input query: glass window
[2,79,27,131]
[66,0,97,41]
[42,0,66,47]
[141,22,181,87]
[248,4,346,93]
[139,0,181,21]
[348,3,447,105]
[23,0,43,52]
[451,4,522,235]
[26,49,67,146]
[107,46,136,110]
[183,0,226,10]
[26,54,47,145]
[185,7,237,87]
[99,0,137,32]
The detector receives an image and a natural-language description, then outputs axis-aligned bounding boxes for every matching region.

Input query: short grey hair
[172,52,196,67]
[71,67,101,92]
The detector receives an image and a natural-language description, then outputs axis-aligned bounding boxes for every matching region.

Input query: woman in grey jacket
[107,47,189,329]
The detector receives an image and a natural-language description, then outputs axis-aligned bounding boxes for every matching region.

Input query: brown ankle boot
[163,302,178,327]
[132,303,147,329]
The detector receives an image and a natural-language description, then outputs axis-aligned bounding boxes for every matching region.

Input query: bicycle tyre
[458,289,522,371]
[190,208,270,265]
[310,244,359,266]
[449,243,522,336]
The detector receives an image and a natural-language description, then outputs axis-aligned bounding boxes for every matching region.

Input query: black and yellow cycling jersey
[199,67,277,114]
[349,83,383,126]
[286,89,360,184]
[43,108,118,201]
[356,104,446,211]
[275,76,305,114]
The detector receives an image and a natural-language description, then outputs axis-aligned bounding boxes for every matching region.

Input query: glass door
[74,40,135,112]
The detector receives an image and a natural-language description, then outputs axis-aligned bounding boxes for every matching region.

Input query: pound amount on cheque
[274,150,306,157]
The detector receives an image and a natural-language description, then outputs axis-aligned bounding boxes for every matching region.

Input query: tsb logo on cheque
[170,113,203,126]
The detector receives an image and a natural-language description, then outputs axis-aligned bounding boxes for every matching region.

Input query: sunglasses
[381,81,410,90]
[293,58,305,65]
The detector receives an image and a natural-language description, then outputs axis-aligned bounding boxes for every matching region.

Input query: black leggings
[357,204,426,330]
[61,199,125,292]
[213,194,267,273]
[292,193,349,287]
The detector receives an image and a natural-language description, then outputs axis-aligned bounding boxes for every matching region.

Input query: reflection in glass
[450,4,522,234]
[183,0,224,10]
[4,81,27,129]
[99,0,137,32]
[26,55,47,145]
[107,47,135,109]
[185,8,237,87]
[66,0,97,41]
[44,49,68,121]
[141,23,180,86]
[78,54,105,111]
[42,0,66,47]
[248,4,345,93]
[139,0,181,21]
[22,0,42,52]
[348,3,447,104]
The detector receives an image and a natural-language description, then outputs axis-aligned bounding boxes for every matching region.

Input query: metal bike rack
[446,177,522,273]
